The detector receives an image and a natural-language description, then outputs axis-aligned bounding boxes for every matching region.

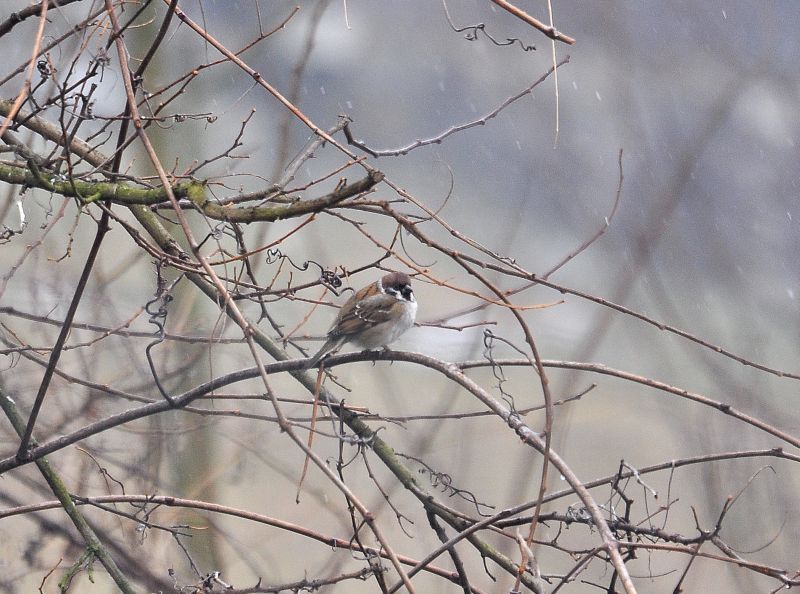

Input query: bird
[305,271,417,368]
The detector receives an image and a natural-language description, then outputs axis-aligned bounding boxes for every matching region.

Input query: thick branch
[0,0,85,38]
[0,160,382,221]
[0,390,136,593]
[0,162,200,203]
[185,170,384,222]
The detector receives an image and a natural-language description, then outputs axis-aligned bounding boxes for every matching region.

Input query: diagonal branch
[489,0,575,44]
[0,389,136,593]
[15,208,110,460]
[103,2,415,589]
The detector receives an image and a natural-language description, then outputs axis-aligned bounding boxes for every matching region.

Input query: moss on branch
[0,163,199,204]
[0,163,384,222]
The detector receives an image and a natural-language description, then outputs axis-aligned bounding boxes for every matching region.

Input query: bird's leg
[380,345,395,365]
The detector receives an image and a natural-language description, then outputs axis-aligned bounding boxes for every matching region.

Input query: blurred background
[1,1,798,592]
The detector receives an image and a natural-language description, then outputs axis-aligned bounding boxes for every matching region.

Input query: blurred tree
[0,2,798,593]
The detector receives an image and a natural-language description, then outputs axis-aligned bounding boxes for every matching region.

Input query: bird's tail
[304,338,342,369]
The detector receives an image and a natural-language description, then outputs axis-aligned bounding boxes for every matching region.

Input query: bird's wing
[330,293,397,337]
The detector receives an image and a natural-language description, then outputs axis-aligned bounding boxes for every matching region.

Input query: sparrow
[305,272,417,368]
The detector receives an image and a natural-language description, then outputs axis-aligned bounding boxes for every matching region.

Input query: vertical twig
[16,209,110,459]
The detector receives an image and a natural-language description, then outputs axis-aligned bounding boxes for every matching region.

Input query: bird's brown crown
[381,271,412,290]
